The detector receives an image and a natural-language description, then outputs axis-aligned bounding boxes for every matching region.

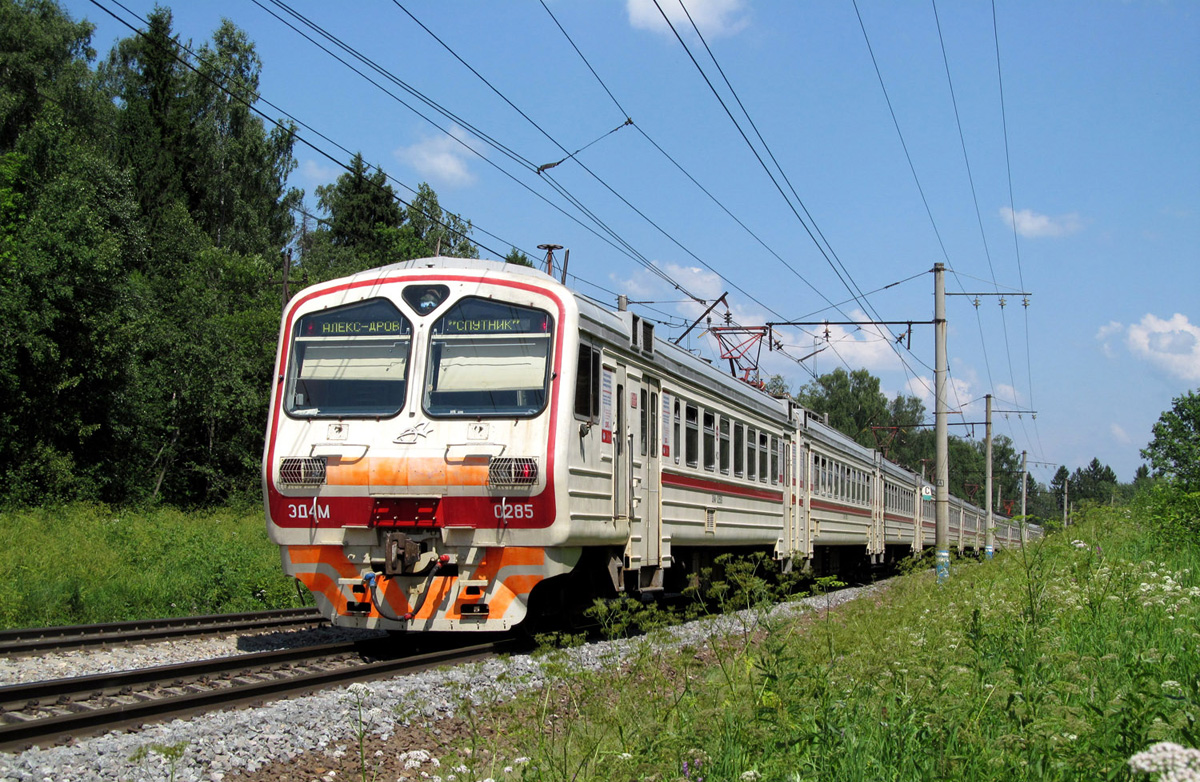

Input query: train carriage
[263,257,1038,633]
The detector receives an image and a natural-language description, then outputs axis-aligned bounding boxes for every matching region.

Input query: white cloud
[904,374,976,424]
[394,125,478,188]
[626,0,749,39]
[298,159,343,188]
[1127,313,1200,381]
[1110,423,1132,445]
[999,207,1083,238]
[1097,313,1200,382]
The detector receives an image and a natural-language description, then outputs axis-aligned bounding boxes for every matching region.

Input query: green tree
[314,152,404,258]
[0,0,147,503]
[1071,457,1119,504]
[188,20,300,256]
[504,246,533,267]
[1141,389,1200,490]
[403,182,477,259]
[794,368,888,449]
[101,6,191,243]
[1050,465,1070,511]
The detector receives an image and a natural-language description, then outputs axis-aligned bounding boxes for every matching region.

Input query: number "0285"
[494,503,534,520]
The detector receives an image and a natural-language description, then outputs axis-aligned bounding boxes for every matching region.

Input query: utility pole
[934,263,950,584]
[985,394,994,560]
[1020,451,1028,545]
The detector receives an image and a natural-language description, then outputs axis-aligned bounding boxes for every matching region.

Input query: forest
[0,0,1136,521]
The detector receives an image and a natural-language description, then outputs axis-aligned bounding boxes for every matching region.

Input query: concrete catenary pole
[1020,450,1028,545]
[934,263,950,583]
[985,394,994,560]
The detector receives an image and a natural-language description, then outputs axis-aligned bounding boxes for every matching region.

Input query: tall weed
[467,506,1199,781]
[0,503,306,627]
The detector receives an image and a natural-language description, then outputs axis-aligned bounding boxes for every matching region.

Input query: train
[262,256,1036,632]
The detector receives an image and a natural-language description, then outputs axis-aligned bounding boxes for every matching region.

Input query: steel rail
[0,638,513,752]
[0,608,326,656]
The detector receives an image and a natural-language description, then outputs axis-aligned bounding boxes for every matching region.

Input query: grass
[0,502,309,628]
[445,505,1199,781]
[3,499,1197,779]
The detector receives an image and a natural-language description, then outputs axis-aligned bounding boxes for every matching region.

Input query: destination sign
[443,318,530,334]
[298,298,410,338]
[436,297,553,335]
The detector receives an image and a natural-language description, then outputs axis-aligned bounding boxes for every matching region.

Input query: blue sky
[67,0,1198,487]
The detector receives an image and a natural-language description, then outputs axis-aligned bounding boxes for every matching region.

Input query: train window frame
[746,426,757,481]
[573,343,601,422]
[285,297,413,420]
[770,436,779,486]
[639,388,648,457]
[734,423,744,477]
[758,432,769,484]
[685,403,699,469]
[719,418,730,475]
[702,411,716,472]
[673,400,681,465]
[423,296,555,419]
[650,391,658,460]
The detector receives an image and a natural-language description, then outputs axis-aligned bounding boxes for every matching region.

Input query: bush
[1134,481,1200,544]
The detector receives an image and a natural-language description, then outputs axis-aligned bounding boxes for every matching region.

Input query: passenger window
[747,427,757,480]
[639,389,648,457]
[286,298,412,419]
[685,404,699,468]
[574,344,600,420]
[734,424,744,477]
[703,411,716,471]
[719,418,730,474]
[759,432,769,483]
[673,400,681,465]
[425,297,553,417]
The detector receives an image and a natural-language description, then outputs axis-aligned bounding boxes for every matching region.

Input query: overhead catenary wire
[931,0,1023,427]
[94,0,521,262]
[538,0,865,361]
[385,1,826,379]
[91,0,663,319]
[654,0,946,397]
[262,0,708,305]
[991,0,1044,461]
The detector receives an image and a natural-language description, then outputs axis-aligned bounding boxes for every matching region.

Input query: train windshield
[285,298,412,418]
[425,297,554,417]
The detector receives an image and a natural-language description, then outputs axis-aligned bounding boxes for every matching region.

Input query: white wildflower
[741,772,762,782]
[345,682,371,700]
[1128,741,1200,779]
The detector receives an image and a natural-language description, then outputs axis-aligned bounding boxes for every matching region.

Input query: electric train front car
[262,258,580,631]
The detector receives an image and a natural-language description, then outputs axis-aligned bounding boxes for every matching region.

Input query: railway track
[0,607,327,657]
[0,635,514,752]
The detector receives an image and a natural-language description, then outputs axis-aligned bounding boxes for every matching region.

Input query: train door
[870,456,885,562]
[633,376,662,574]
[608,364,629,522]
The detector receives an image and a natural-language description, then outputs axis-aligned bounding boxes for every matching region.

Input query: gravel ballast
[0,585,878,782]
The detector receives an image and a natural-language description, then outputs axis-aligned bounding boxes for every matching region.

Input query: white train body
[263,258,1034,632]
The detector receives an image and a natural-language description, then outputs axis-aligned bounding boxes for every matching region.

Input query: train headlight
[279,456,327,487]
[488,457,538,488]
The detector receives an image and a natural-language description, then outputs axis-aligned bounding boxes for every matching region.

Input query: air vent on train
[279,457,327,487]
[488,457,539,488]
[630,315,654,355]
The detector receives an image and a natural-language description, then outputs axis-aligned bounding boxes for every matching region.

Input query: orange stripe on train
[323,457,489,487]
